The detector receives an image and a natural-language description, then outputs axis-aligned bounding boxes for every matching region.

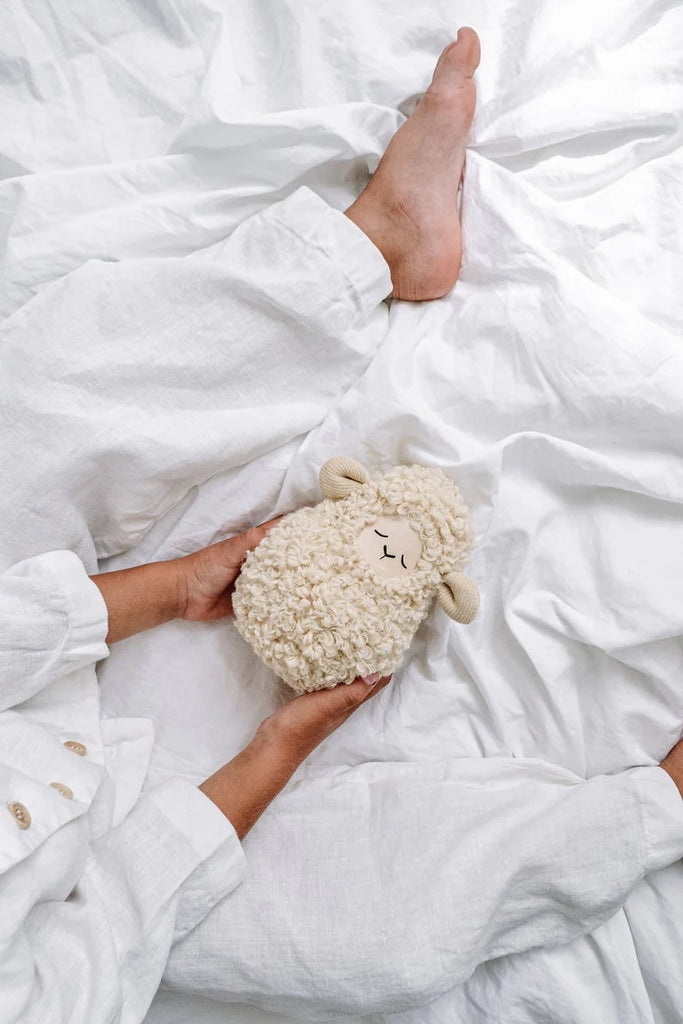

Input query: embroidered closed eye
[374,528,408,568]
[358,516,422,580]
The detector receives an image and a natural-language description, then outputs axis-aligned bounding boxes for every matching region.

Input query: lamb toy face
[232,456,479,694]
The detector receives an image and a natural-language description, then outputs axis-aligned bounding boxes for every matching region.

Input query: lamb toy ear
[437,571,480,624]
[319,455,370,500]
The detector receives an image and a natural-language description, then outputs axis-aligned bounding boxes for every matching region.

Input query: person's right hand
[256,674,393,764]
[200,674,392,840]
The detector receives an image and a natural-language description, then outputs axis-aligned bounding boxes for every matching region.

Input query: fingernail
[361,673,380,686]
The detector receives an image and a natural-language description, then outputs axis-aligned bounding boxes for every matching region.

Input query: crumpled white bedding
[2,0,682,1022]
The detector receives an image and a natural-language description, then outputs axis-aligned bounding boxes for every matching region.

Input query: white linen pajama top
[0,550,246,1024]
[3,555,683,1024]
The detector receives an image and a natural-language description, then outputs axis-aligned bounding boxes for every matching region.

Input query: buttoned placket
[0,710,105,871]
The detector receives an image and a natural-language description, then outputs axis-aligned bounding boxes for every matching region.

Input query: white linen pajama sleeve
[163,756,683,1017]
[0,552,247,1024]
[0,550,109,709]
[24,776,247,1024]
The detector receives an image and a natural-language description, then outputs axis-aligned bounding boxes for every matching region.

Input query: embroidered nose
[380,544,396,560]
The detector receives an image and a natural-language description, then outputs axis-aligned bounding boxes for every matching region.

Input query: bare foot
[345,28,480,301]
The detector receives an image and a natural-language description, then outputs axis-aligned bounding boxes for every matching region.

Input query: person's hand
[256,674,393,764]
[176,515,285,622]
[90,515,285,643]
[200,674,392,840]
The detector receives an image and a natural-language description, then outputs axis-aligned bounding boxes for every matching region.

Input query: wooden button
[7,802,31,830]
[63,740,87,757]
[49,782,74,800]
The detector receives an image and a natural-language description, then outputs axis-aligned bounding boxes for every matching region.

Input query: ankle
[344,194,462,302]
[345,195,394,259]
[661,741,683,799]
[344,197,399,294]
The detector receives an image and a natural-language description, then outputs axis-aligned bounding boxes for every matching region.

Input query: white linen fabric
[0,550,246,1024]
[1,0,682,1022]
[0,186,390,572]
[2,184,682,1024]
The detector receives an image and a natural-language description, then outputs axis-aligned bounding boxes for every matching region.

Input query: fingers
[267,674,393,759]
[290,674,391,716]
[261,513,287,534]
[360,672,381,686]
[228,517,282,567]
[239,514,287,557]
[238,508,320,558]
[335,674,392,713]
[358,674,392,702]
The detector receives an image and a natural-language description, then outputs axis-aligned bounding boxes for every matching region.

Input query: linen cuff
[0,549,109,709]
[46,549,110,658]
[268,185,392,320]
[625,765,683,874]
[145,777,248,941]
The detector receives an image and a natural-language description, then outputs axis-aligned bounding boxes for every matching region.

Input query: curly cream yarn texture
[232,457,479,694]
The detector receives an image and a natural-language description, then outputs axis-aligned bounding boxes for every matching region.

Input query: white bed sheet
[2,0,682,1021]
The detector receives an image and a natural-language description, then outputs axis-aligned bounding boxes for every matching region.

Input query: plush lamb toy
[232,456,479,694]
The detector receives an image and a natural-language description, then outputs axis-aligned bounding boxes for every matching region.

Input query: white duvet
[2,0,682,1022]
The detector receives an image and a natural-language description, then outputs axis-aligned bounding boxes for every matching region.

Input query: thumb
[261,513,286,536]
[230,515,286,564]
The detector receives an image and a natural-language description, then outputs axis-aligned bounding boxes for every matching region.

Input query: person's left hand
[177,515,285,622]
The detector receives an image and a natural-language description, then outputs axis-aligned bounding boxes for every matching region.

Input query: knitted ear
[437,572,480,624]
[319,456,370,501]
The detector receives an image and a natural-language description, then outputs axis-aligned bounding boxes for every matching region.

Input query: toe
[435,28,481,79]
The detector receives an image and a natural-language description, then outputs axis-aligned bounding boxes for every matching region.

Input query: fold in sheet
[1,0,682,1021]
